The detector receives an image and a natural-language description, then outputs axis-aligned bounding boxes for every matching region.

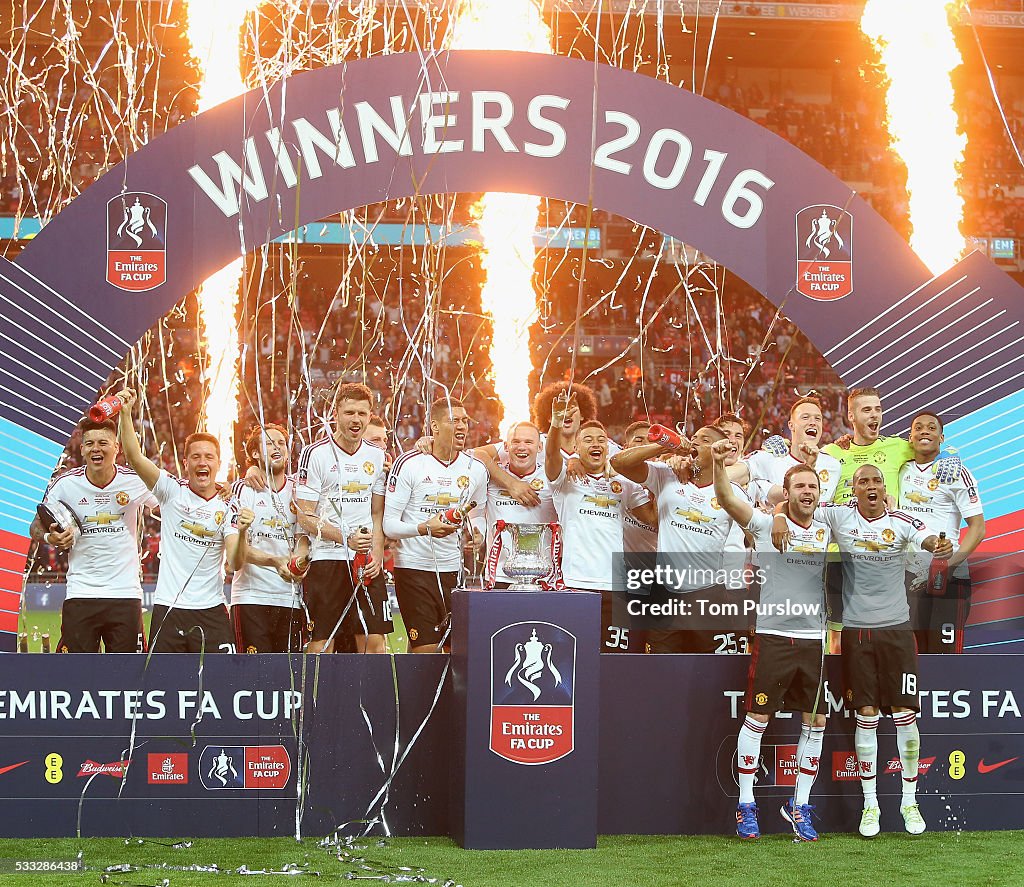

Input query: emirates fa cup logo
[490,622,576,765]
[106,191,167,292]
[796,204,853,301]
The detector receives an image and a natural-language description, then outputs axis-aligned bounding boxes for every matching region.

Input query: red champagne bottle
[440,500,477,526]
[648,425,685,452]
[89,395,122,423]
[350,550,369,585]
[286,554,310,577]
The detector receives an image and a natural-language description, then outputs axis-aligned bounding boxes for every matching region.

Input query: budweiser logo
[77,759,130,778]
[886,756,936,776]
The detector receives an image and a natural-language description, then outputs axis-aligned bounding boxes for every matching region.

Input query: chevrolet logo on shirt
[340,481,370,495]
[584,494,619,508]
[427,493,460,507]
[791,544,822,554]
[674,508,712,524]
[853,539,888,552]
[905,491,931,504]
[86,512,121,525]
[261,517,287,530]
[181,521,217,539]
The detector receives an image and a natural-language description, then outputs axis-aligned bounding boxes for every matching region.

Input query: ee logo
[44,752,63,784]
[949,750,966,780]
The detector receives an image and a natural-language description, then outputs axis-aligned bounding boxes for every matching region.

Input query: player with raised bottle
[31,416,157,653]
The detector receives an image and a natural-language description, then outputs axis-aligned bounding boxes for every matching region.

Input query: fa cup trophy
[502,523,554,590]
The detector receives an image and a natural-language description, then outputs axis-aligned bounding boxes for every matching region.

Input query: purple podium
[450,590,601,849]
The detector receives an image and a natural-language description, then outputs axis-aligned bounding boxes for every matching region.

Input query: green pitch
[0,833,1019,886]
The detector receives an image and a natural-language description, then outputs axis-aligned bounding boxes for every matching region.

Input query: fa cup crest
[504,628,563,702]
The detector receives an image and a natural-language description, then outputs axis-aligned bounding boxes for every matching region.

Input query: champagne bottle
[927,531,949,597]
[440,500,477,527]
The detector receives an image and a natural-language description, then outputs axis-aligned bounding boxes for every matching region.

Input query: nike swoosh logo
[0,761,29,776]
[978,757,1019,774]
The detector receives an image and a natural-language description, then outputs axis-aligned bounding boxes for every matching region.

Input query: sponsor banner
[490,706,572,765]
[0,687,301,724]
[833,750,860,782]
[832,754,938,781]
[77,759,130,779]
[148,753,188,785]
[773,744,799,787]
[489,622,576,765]
[0,655,1022,837]
[198,745,291,790]
[0,761,28,779]
[885,756,936,777]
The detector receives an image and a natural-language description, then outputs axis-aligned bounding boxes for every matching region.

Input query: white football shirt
[899,459,983,582]
[746,448,842,505]
[152,470,237,610]
[644,462,745,591]
[623,509,658,554]
[296,437,386,562]
[384,451,488,572]
[229,476,301,607]
[745,510,829,639]
[43,466,156,600]
[815,503,930,629]
[483,464,557,584]
[549,465,649,591]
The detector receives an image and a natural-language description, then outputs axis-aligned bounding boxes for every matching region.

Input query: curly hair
[532,381,598,433]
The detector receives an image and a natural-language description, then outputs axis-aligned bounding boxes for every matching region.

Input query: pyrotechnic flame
[185,0,262,479]
[861,0,967,274]
[450,0,553,430]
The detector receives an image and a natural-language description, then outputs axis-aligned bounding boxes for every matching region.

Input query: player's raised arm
[609,442,662,484]
[114,389,160,490]
[544,393,573,482]
[712,440,753,527]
